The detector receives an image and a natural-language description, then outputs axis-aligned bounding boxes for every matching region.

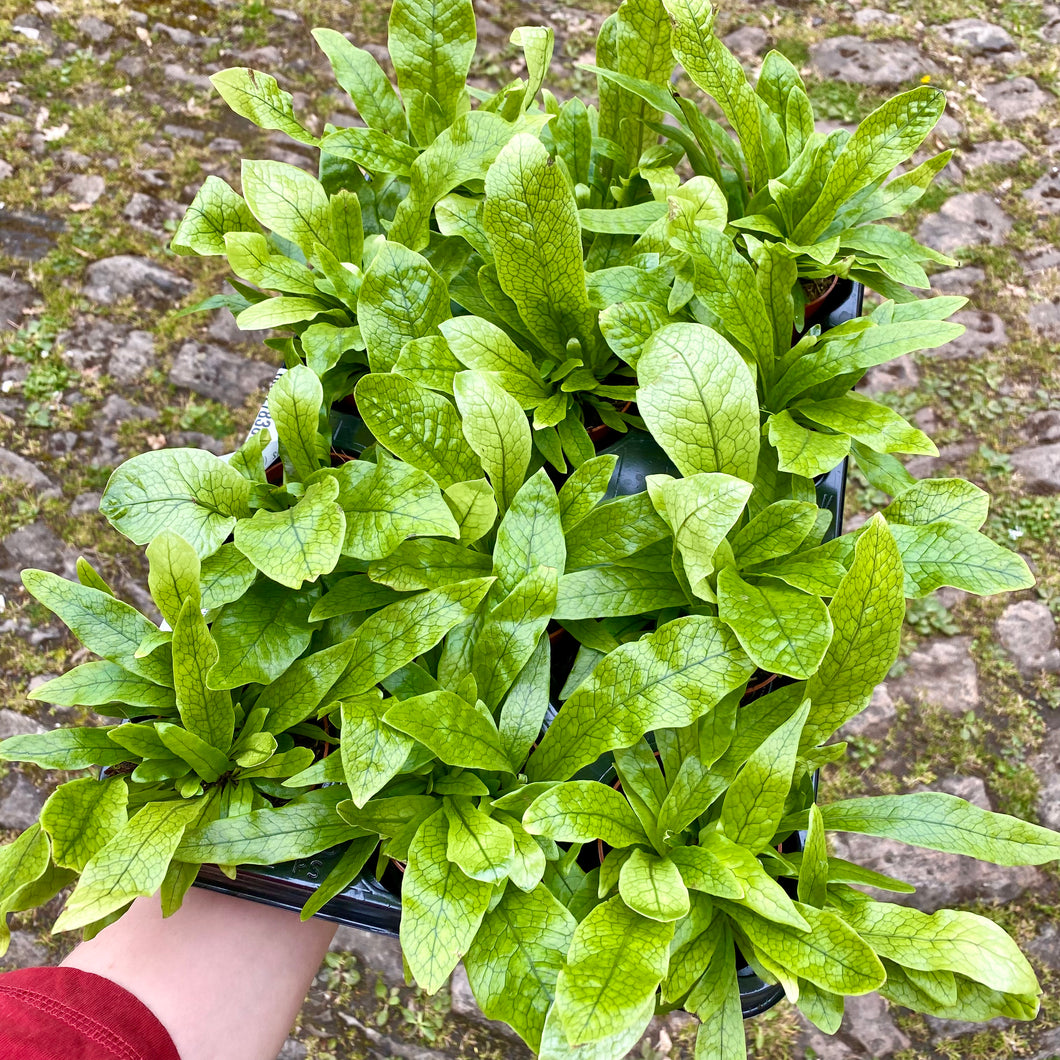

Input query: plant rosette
[0,1,1052,1059]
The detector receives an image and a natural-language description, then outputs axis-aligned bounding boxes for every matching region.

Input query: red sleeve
[0,966,181,1060]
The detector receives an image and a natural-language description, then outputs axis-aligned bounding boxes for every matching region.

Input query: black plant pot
[194,281,863,957]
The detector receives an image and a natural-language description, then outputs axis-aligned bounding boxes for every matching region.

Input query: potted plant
[0,1,1050,1059]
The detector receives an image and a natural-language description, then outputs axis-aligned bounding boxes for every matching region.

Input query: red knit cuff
[0,966,181,1060]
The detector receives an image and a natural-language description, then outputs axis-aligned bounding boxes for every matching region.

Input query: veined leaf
[269,365,326,483]
[388,0,476,145]
[814,792,1060,866]
[797,393,936,456]
[339,692,414,807]
[444,479,498,544]
[172,175,258,256]
[173,600,234,751]
[523,781,649,848]
[465,884,576,1051]
[356,373,484,487]
[0,727,127,771]
[558,455,617,532]
[210,68,318,145]
[555,897,673,1045]
[802,515,904,746]
[28,661,176,713]
[241,159,331,257]
[637,323,759,482]
[257,640,354,734]
[367,540,492,592]
[499,632,551,769]
[720,698,810,851]
[483,134,595,357]
[331,577,494,698]
[646,473,751,599]
[401,809,493,994]
[358,242,450,373]
[732,500,818,567]
[55,799,204,932]
[718,569,832,680]
[564,491,670,570]
[41,778,128,873]
[494,470,567,596]
[882,478,989,530]
[529,616,753,781]
[100,448,253,559]
[445,797,515,883]
[385,691,512,772]
[555,565,687,620]
[890,521,1034,598]
[454,370,532,515]
[619,850,690,922]
[767,410,851,479]
[208,578,315,691]
[146,531,201,629]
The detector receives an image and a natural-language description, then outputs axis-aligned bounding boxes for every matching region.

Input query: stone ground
[1,0,1059,1057]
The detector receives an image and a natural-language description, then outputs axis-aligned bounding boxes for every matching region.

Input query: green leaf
[299,836,378,921]
[721,697,810,851]
[208,578,315,691]
[767,411,851,478]
[210,68,318,145]
[309,574,408,620]
[454,370,532,514]
[146,531,201,629]
[358,242,450,373]
[465,884,576,1051]
[198,543,255,611]
[388,0,475,145]
[539,996,654,1060]
[155,723,230,783]
[797,804,828,907]
[473,566,558,710]
[697,832,808,929]
[270,365,326,483]
[320,126,419,176]
[555,565,688,620]
[101,448,253,559]
[440,315,547,405]
[657,758,730,839]
[255,641,354,734]
[391,111,538,252]
[647,473,751,599]
[523,781,649,848]
[673,225,774,367]
[401,809,493,994]
[445,797,515,883]
[483,134,595,357]
[690,926,746,1060]
[241,159,331,257]
[444,479,498,544]
[22,569,171,686]
[564,491,671,570]
[664,0,768,188]
[732,501,818,567]
[529,616,753,781]
[843,900,1038,996]
[235,479,345,589]
[883,478,989,530]
[558,455,617,532]
[312,28,407,140]
[172,600,234,751]
[394,335,461,393]
[338,691,415,807]
[172,175,258,256]
[757,49,813,169]
[815,791,1060,866]
[332,577,494,697]
[55,799,204,932]
[28,661,176,713]
[0,727,127,770]
[224,231,319,295]
[794,87,946,244]
[890,522,1034,598]
[334,458,458,561]
[802,515,905,746]
[0,825,51,951]
[879,961,1038,1023]
[555,897,673,1045]
[177,789,361,865]
[235,295,328,330]
[495,470,567,597]
[797,393,936,456]
[499,632,551,768]
[718,569,832,680]
[726,901,885,995]
[40,778,128,873]
[618,850,689,922]
[356,373,484,487]
[367,540,492,592]
[669,846,743,901]
[637,323,759,481]
[385,691,512,772]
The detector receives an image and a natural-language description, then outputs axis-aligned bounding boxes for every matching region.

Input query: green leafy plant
[0,2,1051,1059]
